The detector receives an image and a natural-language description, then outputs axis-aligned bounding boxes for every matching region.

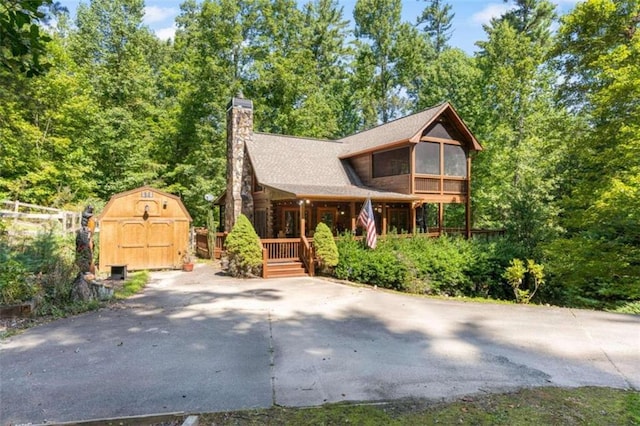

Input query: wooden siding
[371,174,411,193]
[98,187,191,272]
[350,155,371,184]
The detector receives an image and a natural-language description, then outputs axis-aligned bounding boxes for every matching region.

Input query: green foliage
[335,235,522,298]
[504,259,544,303]
[548,0,640,309]
[544,237,640,308]
[334,235,409,290]
[0,227,76,308]
[503,258,544,304]
[224,214,263,277]
[416,0,454,54]
[313,222,339,271]
[201,387,640,425]
[0,255,35,305]
[473,0,566,261]
[0,0,54,76]
[206,208,217,259]
[114,271,150,299]
[353,0,424,124]
[612,301,640,315]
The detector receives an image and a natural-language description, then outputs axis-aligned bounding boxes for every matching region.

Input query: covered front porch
[258,198,471,240]
[215,193,474,278]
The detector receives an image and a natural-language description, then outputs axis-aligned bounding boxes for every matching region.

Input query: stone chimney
[225,94,254,232]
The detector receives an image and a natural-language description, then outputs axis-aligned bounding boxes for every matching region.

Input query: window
[444,144,467,177]
[415,141,467,177]
[388,209,409,233]
[372,147,410,178]
[415,142,440,175]
[317,208,337,233]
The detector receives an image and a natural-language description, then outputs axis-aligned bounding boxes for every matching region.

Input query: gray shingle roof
[263,183,417,201]
[244,102,480,200]
[338,103,446,155]
[246,133,418,201]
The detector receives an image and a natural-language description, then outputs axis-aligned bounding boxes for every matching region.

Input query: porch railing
[300,235,314,277]
[207,229,505,278]
[261,238,300,261]
[195,230,227,259]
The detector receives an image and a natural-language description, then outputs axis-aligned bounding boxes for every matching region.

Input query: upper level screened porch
[344,114,476,210]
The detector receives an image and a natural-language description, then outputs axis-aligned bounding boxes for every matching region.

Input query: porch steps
[265,260,308,278]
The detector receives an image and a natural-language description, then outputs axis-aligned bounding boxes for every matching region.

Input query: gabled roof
[243,102,481,200]
[98,185,192,221]
[339,102,482,157]
[245,133,418,201]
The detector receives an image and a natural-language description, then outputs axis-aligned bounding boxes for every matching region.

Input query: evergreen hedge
[334,234,518,299]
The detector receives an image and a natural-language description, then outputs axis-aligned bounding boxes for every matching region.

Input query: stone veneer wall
[225,97,254,232]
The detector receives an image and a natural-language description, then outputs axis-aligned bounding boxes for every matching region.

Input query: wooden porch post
[350,202,356,233]
[438,202,444,236]
[299,201,306,237]
[381,202,387,235]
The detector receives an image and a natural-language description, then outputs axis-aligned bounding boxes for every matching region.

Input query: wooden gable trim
[410,103,483,151]
[339,139,412,160]
[98,185,192,222]
[408,103,449,143]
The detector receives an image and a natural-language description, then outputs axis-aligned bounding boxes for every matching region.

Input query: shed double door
[119,220,175,270]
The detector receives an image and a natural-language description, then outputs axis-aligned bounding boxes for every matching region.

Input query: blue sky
[57,0,581,54]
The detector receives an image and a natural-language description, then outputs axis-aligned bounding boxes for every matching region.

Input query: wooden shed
[98,186,192,272]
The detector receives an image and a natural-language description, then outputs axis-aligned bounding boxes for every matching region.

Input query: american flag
[358,198,377,249]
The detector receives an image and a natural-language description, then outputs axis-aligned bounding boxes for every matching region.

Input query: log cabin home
[216,96,483,277]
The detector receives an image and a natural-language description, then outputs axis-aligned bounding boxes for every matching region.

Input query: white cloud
[554,0,581,4]
[155,25,176,41]
[144,6,177,25]
[471,3,514,26]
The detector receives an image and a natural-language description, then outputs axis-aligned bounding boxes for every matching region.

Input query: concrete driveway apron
[1,264,638,424]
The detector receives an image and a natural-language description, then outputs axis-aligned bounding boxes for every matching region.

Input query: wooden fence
[194,228,226,259]
[0,200,81,237]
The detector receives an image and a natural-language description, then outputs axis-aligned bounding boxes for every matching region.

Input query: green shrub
[401,236,473,296]
[225,214,263,277]
[0,255,36,305]
[335,234,523,299]
[543,237,640,308]
[334,235,410,291]
[313,223,339,272]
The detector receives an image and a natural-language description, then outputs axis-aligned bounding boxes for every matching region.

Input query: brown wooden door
[119,221,146,270]
[147,220,174,269]
[118,220,175,270]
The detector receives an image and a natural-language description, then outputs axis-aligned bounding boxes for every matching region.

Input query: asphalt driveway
[1,264,638,424]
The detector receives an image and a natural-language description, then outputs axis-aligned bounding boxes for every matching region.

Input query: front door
[317,207,337,234]
[282,208,300,237]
